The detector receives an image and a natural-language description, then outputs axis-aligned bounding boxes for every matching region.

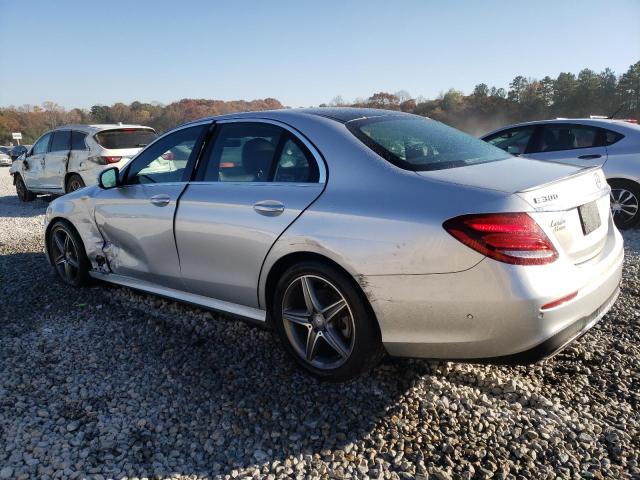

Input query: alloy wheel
[68,177,83,192]
[610,188,639,225]
[51,227,81,283]
[281,274,355,369]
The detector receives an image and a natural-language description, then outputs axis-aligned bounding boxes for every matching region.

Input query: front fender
[45,186,107,271]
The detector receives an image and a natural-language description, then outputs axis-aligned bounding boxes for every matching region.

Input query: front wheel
[272,261,385,381]
[48,221,91,287]
[15,175,36,202]
[609,179,640,229]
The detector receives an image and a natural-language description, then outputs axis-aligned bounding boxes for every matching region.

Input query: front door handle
[578,154,602,160]
[253,200,285,216]
[150,194,171,207]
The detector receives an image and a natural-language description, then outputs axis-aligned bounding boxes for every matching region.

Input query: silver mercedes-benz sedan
[44,108,623,381]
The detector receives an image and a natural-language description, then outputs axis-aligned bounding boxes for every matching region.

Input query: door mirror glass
[99,167,119,189]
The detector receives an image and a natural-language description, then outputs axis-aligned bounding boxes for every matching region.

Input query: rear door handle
[150,194,171,207]
[577,154,602,160]
[253,200,285,216]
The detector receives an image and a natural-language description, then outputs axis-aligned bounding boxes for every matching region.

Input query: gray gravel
[1,167,639,480]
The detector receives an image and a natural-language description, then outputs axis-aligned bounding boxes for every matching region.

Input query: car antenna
[608,104,625,119]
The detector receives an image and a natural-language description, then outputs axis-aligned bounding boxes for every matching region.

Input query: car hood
[416,157,583,193]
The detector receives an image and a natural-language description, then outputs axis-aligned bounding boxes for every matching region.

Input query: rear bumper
[367,218,624,361]
[470,285,619,365]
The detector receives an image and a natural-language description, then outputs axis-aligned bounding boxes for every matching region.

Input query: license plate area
[578,201,601,236]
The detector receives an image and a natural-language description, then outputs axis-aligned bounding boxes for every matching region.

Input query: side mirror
[99,167,119,189]
[506,145,521,156]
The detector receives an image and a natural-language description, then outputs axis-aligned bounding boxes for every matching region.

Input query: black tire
[15,175,36,202]
[609,179,640,229]
[65,174,85,193]
[271,261,385,381]
[48,220,91,287]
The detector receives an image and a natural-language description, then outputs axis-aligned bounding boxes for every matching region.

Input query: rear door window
[484,126,536,155]
[202,123,283,182]
[538,124,602,152]
[71,131,87,150]
[94,128,157,149]
[201,122,319,183]
[49,131,71,152]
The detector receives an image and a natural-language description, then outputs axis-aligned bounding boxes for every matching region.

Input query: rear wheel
[15,175,35,202]
[48,221,91,287]
[609,179,640,229]
[65,174,85,193]
[272,261,385,381]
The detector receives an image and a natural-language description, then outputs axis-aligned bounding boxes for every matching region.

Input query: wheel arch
[607,177,640,187]
[44,217,83,265]
[262,251,382,339]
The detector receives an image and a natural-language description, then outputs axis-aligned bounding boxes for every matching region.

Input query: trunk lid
[418,158,611,264]
[518,167,610,264]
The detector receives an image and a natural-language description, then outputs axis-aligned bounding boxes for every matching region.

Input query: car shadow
[0,194,55,218]
[0,251,438,478]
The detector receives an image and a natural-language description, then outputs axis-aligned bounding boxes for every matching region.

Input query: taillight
[102,156,122,164]
[443,213,558,266]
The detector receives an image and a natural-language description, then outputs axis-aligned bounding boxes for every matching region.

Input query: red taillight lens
[443,213,558,266]
[103,156,122,164]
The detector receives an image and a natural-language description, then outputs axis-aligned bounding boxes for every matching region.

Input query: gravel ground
[0,167,639,480]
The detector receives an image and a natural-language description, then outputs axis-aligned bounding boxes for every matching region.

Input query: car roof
[52,124,156,134]
[182,107,413,127]
[482,118,640,138]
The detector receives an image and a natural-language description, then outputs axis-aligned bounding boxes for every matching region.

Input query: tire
[271,261,385,381]
[48,220,91,287]
[609,179,640,229]
[15,175,36,202]
[65,174,85,193]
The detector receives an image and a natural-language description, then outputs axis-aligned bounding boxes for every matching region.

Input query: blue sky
[1,0,639,108]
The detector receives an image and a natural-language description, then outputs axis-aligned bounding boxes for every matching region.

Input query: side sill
[90,271,267,322]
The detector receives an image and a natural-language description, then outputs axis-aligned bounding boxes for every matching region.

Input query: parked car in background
[0,147,11,166]
[482,118,640,228]
[43,109,622,380]
[10,124,157,201]
[9,144,30,160]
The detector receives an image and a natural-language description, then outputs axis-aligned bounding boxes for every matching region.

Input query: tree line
[1,61,638,145]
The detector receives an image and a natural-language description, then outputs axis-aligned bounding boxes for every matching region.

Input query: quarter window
[539,124,601,152]
[71,131,87,150]
[32,133,52,155]
[124,125,204,185]
[49,131,71,152]
[484,127,535,155]
[202,122,318,183]
[604,129,624,146]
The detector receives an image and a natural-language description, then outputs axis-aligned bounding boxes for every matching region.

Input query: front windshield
[347,116,510,171]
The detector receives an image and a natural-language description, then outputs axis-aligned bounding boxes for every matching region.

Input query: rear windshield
[347,116,510,171]
[94,128,157,149]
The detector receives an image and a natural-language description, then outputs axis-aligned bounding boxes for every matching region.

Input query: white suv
[10,124,157,201]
